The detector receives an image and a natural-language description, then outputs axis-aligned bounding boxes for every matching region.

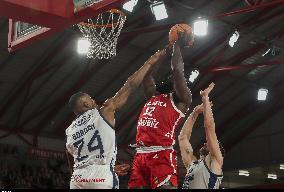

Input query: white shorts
[70,164,119,189]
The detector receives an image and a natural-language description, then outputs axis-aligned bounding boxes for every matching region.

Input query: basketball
[169,24,194,47]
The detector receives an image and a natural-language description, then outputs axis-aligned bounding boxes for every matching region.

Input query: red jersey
[135,93,185,147]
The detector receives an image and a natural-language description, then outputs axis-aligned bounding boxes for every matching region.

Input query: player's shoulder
[66,109,97,132]
[65,121,75,136]
[77,108,97,121]
[101,98,115,109]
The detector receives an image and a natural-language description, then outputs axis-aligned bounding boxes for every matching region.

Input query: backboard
[4,0,126,52]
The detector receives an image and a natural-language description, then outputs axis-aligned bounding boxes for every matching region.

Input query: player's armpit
[107,50,167,112]
[99,100,116,128]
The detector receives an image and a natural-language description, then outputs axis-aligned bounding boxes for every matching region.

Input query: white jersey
[66,108,117,169]
[182,159,223,189]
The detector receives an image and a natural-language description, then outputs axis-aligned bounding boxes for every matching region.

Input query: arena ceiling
[0,0,283,188]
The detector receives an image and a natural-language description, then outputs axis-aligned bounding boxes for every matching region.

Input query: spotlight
[280,164,284,170]
[150,1,168,21]
[123,0,138,13]
[193,18,208,36]
[257,88,268,101]
[267,174,277,180]
[239,170,249,176]
[188,70,199,83]
[77,38,91,54]
[229,31,239,47]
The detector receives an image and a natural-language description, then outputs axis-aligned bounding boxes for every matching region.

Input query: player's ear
[84,101,92,108]
[80,97,89,108]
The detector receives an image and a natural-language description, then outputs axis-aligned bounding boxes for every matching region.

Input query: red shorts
[128,149,178,189]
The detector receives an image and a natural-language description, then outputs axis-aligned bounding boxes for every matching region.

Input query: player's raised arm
[178,104,203,168]
[171,43,192,113]
[142,74,156,99]
[104,50,166,112]
[142,47,170,99]
[201,83,223,166]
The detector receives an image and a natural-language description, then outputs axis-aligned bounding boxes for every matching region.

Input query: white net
[77,9,126,59]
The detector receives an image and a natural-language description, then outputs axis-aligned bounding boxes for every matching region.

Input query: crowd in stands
[0,144,130,189]
[0,144,69,189]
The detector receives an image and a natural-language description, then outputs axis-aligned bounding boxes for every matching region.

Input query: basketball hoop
[77,9,126,59]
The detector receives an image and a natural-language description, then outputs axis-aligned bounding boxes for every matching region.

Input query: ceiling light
[239,170,249,176]
[257,88,268,101]
[150,1,168,21]
[193,18,208,36]
[123,0,138,12]
[229,31,239,47]
[188,70,199,83]
[267,174,277,180]
[77,38,91,54]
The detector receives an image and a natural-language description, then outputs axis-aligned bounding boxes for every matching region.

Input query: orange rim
[78,9,126,28]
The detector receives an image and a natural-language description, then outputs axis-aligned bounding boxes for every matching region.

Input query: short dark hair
[68,92,87,111]
[156,77,173,94]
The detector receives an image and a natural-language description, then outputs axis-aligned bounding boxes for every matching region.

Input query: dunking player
[128,37,193,188]
[179,83,225,189]
[65,50,166,189]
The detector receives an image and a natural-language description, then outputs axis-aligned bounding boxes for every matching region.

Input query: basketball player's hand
[148,50,167,65]
[200,82,215,97]
[164,44,173,56]
[114,164,131,176]
[176,31,194,48]
[194,104,204,114]
[194,102,213,114]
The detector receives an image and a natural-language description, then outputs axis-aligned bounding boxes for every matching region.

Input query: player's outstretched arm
[178,104,202,168]
[201,83,223,166]
[111,49,166,110]
[102,50,166,114]
[142,47,170,99]
[171,43,192,113]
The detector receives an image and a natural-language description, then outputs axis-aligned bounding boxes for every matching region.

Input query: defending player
[65,50,166,189]
[179,83,225,189]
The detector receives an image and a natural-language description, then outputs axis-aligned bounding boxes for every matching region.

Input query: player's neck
[76,107,95,116]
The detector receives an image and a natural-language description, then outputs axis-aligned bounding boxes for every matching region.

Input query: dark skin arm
[114,163,131,176]
[142,74,156,99]
[66,150,131,176]
[171,43,192,114]
[100,50,166,127]
[142,47,170,99]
